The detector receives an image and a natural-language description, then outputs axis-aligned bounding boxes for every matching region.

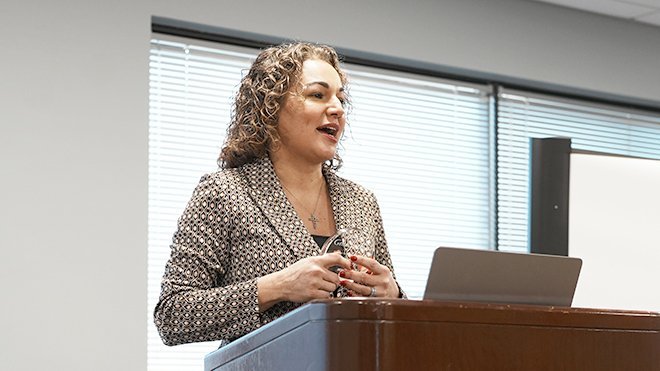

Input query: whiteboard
[569,153,660,312]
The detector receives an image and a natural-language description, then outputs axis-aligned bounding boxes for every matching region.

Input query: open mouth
[317,124,340,139]
[318,127,337,136]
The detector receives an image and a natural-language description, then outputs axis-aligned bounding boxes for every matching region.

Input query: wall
[1,0,659,369]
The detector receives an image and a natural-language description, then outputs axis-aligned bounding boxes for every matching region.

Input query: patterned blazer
[154,157,401,346]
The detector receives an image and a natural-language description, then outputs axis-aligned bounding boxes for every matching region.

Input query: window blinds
[497,87,660,253]
[148,37,493,371]
[339,65,494,295]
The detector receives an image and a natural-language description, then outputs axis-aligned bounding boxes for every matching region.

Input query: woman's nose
[328,97,345,118]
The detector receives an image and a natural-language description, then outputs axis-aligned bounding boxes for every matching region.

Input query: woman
[154,42,404,347]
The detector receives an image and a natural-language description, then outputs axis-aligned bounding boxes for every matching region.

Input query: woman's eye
[311,92,324,99]
[338,97,346,106]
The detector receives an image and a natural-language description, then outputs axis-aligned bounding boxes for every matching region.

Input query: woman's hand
[257,252,352,311]
[337,255,400,298]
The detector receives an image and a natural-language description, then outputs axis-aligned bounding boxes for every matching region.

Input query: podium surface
[205,299,660,371]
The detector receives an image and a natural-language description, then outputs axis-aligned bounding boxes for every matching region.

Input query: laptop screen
[423,247,582,307]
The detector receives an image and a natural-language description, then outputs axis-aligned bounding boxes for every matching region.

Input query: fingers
[338,279,374,297]
[312,289,337,300]
[338,266,375,297]
[340,255,390,284]
[299,270,340,299]
[348,254,385,274]
[309,260,343,287]
[317,251,353,270]
[318,278,339,293]
[283,253,389,302]
[304,255,346,289]
[336,255,398,298]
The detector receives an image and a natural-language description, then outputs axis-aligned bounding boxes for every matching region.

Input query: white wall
[1,0,659,369]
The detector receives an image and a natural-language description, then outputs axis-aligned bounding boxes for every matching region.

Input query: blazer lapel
[240,157,319,260]
[324,167,372,255]
[324,167,375,258]
[324,167,352,233]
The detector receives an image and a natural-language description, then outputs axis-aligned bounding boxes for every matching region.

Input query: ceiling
[531,0,660,27]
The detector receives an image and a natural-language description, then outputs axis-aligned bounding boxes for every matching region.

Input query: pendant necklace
[281,180,325,230]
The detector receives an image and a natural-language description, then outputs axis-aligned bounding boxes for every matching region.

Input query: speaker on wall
[529,137,571,256]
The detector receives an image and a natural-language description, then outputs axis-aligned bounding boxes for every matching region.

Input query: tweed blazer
[154,157,400,346]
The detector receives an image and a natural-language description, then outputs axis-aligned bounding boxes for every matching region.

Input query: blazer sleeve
[153,174,263,346]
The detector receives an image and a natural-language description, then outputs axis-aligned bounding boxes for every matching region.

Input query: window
[496,88,660,253]
[148,37,493,370]
[340,65,494,293]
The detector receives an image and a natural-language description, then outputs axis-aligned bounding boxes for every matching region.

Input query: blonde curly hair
[218,42,349,169]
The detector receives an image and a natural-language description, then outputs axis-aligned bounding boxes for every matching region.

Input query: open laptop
[423,247,582,307]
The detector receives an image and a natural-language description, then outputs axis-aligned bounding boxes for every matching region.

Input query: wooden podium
[205,299,660,371]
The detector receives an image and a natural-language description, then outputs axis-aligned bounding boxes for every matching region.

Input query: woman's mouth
[317,124,340,142]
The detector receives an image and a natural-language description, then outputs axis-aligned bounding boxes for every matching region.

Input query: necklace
[281,180,325,230]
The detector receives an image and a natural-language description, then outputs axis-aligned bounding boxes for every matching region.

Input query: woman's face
[274,59,346,166]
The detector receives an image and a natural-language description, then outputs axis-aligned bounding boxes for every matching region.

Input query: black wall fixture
[529,137,571,256]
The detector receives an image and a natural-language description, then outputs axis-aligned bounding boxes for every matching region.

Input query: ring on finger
[369,286,376,297]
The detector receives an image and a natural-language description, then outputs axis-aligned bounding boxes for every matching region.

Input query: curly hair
[218,42,349,169]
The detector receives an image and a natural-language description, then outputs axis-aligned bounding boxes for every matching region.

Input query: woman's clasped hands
[258,251,399,311]
[258,252,347,310]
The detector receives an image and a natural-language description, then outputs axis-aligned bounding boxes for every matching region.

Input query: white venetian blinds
[148,37,493,371]
[339,65,494,295]
[497,87,660,253]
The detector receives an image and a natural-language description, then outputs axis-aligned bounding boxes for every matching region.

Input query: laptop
[423,247,582,307]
